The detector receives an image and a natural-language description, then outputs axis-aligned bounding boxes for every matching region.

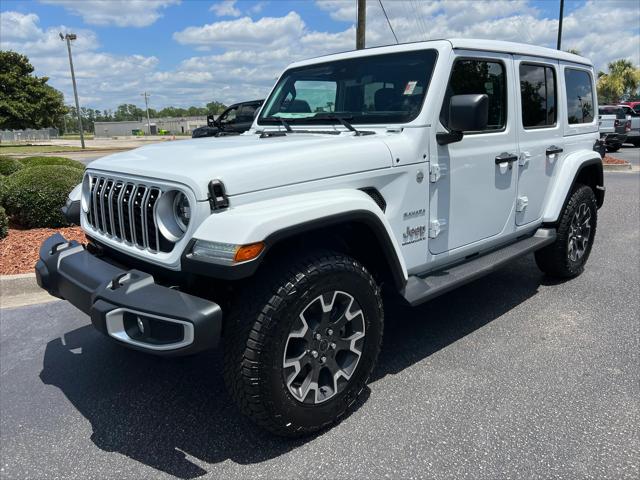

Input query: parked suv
[39,40,604,437]
[192,99,264,138]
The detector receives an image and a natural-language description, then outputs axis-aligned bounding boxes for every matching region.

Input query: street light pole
[60,33,85,149]
[141,91,152,135]
[557,0,565,50]
[356,0,366,50]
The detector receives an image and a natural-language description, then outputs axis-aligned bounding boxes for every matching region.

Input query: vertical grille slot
[87,176,97,226]
[146,188,161,251]
[94,178,105,232]
[102,180,114,236]
[133,186,147,248]
[121,184,134,243]
[110,182,124,239]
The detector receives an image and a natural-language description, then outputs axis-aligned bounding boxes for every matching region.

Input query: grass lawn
[0,144,84,153]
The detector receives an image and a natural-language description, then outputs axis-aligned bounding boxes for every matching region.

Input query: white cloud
[40,0,179,27]
[173,11,305,48]
[210,0,241,18]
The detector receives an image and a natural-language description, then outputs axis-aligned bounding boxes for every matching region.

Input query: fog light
[137,317,145,334]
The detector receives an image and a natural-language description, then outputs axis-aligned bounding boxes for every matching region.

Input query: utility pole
[141,91,152,135]
[356,0,366,50]
[60,33,85,149]
[557,0,564,50]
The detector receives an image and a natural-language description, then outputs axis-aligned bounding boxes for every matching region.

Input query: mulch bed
[0,226,86,275]
[603,155,630,165]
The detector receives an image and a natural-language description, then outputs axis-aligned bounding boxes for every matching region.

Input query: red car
[621,101,640,110]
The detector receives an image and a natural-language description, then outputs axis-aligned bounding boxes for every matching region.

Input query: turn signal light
[234,242,265,262]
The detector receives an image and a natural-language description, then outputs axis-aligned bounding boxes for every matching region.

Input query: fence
[0,128,59,142]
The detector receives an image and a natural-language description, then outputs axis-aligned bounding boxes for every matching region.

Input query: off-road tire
[223,250,383,437]
[606,145,621,153]
[535,184,597,278]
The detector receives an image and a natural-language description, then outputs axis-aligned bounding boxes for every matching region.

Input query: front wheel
[535,184,597,278]
[223,251,383,437]
[606,145,621,152]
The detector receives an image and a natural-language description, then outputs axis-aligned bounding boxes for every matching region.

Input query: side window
[237,104,257,122]
[441,59,507,132]
[520,64,557,128]
[219,106,238,124]
[564,69,594,124]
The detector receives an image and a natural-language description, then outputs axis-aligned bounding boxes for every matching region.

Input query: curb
[603,163,633,171]
[0,273,57,309]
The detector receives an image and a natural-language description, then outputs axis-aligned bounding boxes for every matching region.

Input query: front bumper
[35,233,222,356]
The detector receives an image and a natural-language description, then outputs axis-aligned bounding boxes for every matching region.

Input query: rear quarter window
[564,69,595,124]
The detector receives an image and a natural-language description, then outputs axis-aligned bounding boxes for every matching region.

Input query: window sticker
[403,80,418,95]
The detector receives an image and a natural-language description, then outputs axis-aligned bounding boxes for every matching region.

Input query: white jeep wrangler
[37,39,605,436]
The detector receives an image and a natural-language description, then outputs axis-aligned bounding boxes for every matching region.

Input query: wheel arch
[542,153,604,224]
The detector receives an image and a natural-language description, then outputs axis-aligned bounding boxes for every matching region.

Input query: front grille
[86,174,170,253]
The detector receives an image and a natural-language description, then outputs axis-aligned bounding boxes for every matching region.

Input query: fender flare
[182,189,408,289]
[542,152,604,223]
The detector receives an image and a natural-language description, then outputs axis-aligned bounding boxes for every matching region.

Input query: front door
[514,57,563,226]
[429,52,518,254]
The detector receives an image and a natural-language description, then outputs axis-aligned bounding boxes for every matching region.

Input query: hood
[88,132,394,199]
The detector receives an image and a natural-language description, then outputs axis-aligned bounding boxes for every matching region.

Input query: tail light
[614,119,621,127]
[625,120,631,132]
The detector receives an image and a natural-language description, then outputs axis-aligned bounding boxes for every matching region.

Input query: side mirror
[207,115,216,127]
[437,94,489,145]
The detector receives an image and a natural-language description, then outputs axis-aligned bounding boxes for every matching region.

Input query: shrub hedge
[0,156,24,176]
[19,156,85,170]
[4,165,84,228]
[0,205,8,239]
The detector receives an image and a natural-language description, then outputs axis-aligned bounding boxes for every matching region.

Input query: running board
[402,228,556,306]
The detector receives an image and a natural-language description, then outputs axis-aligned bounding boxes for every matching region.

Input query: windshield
[258,50,438,125]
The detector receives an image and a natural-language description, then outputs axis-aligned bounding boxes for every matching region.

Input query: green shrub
[19,156,85,170]
[0,156,24,176]
[4,165,83,228]
[0,205,8,239]
[0,176,8,206]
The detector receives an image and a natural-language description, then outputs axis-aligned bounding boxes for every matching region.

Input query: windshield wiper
[277,117,292,132]
[312,114,360,135]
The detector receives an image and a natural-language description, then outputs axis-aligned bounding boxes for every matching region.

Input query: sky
[1,0,639,111]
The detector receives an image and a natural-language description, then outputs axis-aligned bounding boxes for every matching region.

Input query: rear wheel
[535,184,597,278]
[223,251,383,437]
[606,144,621,152]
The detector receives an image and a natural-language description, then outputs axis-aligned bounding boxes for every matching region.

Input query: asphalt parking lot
[1,170,638,479]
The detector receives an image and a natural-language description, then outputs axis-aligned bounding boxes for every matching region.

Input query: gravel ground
[0,172,638,479]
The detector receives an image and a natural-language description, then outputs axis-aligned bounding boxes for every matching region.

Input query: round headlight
[156,190,190,243]
[173,192,190,232]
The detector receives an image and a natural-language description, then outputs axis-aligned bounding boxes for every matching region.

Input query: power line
[378,0,398,44]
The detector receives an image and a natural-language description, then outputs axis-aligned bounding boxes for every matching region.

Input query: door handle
[495,152,518,165]
[546,145,563,155]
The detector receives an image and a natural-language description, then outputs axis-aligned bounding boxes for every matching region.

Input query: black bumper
[35,233,222,356]
[601,133,627,145]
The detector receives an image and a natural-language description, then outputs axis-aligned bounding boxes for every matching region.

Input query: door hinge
[428,219,447,238]
[429,164,446,183]
[516,196,529,212]
[519,151,531,167]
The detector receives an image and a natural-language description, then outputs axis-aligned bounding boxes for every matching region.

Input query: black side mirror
[437,94,489,145]
[207,115,216,127]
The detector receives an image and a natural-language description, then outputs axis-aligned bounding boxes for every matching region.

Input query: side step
[402,228,556,306]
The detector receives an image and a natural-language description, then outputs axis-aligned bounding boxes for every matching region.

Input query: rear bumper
[35,233,222,356]
[601,133,627,145]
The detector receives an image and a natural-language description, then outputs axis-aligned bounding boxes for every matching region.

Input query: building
[94,116,209,137]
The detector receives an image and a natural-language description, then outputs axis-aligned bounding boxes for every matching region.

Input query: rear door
[430,52,518,254]
[514,57,563,226]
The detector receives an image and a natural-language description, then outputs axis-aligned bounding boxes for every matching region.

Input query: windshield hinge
[429,164,446,183]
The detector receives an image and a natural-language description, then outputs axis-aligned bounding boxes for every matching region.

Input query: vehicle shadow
[39,255,550,478]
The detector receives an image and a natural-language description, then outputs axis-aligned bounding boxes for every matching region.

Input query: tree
[597,58,640,104]
[0,51,67,130]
